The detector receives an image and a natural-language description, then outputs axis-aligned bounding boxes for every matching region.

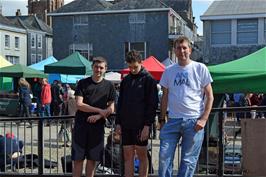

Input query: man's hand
[140,126,150,141]
[87,114,101,123]
[98,109,109,118]
[194,118,207,132]
[115,124,122,135]
[157,121,165,130]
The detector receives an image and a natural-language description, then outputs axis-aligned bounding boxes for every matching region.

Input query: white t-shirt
[159,61,213,118]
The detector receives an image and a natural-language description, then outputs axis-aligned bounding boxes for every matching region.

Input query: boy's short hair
[92,56,107,67]
[174,36,192,49]
[125,50,142,63]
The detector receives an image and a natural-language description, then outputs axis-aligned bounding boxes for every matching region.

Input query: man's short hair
[125,50,142,63]
[92,56,107,67]
[174,36,192,49]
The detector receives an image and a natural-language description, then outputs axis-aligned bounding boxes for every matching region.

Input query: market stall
[0,56,13,91]
[120,56,165,81]
[0,64,47,116]
[44,52,92,76]
[29,56,84,83]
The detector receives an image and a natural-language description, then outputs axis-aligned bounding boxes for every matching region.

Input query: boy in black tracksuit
[115,50,158,177]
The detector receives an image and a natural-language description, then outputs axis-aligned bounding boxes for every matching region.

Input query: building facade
[201,0,266,64]
[50,0,197,70]
[7,15,53,65]
[0,15,27,65]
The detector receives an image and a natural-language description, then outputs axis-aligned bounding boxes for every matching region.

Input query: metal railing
[0,106,266,177]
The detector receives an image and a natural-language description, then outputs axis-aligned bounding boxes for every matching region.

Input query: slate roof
[202,0,266,17]
[0,14,24,29]
[161,0,190,13]
[7,15,52,35]
[54,0,113,13]
[53,0,170,13]
[109,0,167,10]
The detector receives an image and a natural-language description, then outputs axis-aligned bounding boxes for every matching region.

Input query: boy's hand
[140,126,150,141]
[87,114,101,123]
[115,124,122,135]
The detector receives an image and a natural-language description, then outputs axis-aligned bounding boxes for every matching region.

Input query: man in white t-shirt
[158,36,214,177]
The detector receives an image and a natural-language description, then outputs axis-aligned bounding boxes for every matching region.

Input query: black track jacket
[116,68,158,129]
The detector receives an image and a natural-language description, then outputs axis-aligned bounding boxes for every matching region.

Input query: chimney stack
[16,9,22,16]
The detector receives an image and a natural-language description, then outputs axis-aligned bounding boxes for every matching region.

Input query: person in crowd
[115,50,158,177]
[100,131,122,174]
[72,57,115,177]
[58,88,77,147]
[158,36,214,177]
[152,84,163,139]
[250,93,263,119]
[18,78,32,118]
[51,80,64,116]
[0,133,24,171]
[233,93,245,122]
[260,94,266,118]
[40,78,52,118]
[32,78,42,116]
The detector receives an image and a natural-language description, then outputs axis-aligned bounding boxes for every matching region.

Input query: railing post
[38,119,44,175]
[218,111,224,177]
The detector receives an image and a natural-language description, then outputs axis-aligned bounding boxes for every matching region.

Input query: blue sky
[1,0,213,35]
[192,0,214,35]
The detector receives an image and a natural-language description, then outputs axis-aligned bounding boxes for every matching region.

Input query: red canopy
[120,56,165,81]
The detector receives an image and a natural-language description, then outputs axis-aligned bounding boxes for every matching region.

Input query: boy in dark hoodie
[115,50,158,177]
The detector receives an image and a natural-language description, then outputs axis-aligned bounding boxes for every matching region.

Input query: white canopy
[105,72,121,83]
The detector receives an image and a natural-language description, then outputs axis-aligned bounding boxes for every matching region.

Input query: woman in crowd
[18,78,32,117]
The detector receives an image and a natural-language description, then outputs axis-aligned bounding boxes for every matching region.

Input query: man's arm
[76,96,108,117]
[106,100,115,117]
[158,86,168,129]
[87,101,115,123]
[195,83,214,131]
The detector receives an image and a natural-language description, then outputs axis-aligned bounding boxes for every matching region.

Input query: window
[237,19,258,44]
[170,17,182,35]
[15,37,20,49]
[6,55,19,64]
[37,35,42,48]
[31,54,36,64]
[129,13,146,24]
[31,34,36,48]
[37,54,42,62]
[69,43,93,60]
[74,15,88,25]
[5,35,10,48]
[211,20,231,45]
[125,42,146,59]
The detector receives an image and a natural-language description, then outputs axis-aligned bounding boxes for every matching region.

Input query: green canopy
[0,77,12,91]
[44,52,93,75]
[0,64,47,78]
[208,47,266,93]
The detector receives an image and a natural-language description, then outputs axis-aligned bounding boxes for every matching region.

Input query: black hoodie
[116,68,158,129]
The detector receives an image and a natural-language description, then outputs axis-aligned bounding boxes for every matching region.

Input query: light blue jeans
[40,104,51,118]
[159,118,204,177]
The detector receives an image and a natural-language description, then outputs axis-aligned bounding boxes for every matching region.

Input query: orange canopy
[120,56,165,81]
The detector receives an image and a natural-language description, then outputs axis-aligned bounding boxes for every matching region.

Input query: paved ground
[0,116,182,175]
[0,115,242,175]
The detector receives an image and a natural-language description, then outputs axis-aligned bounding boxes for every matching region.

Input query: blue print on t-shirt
[174,71,189,86]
